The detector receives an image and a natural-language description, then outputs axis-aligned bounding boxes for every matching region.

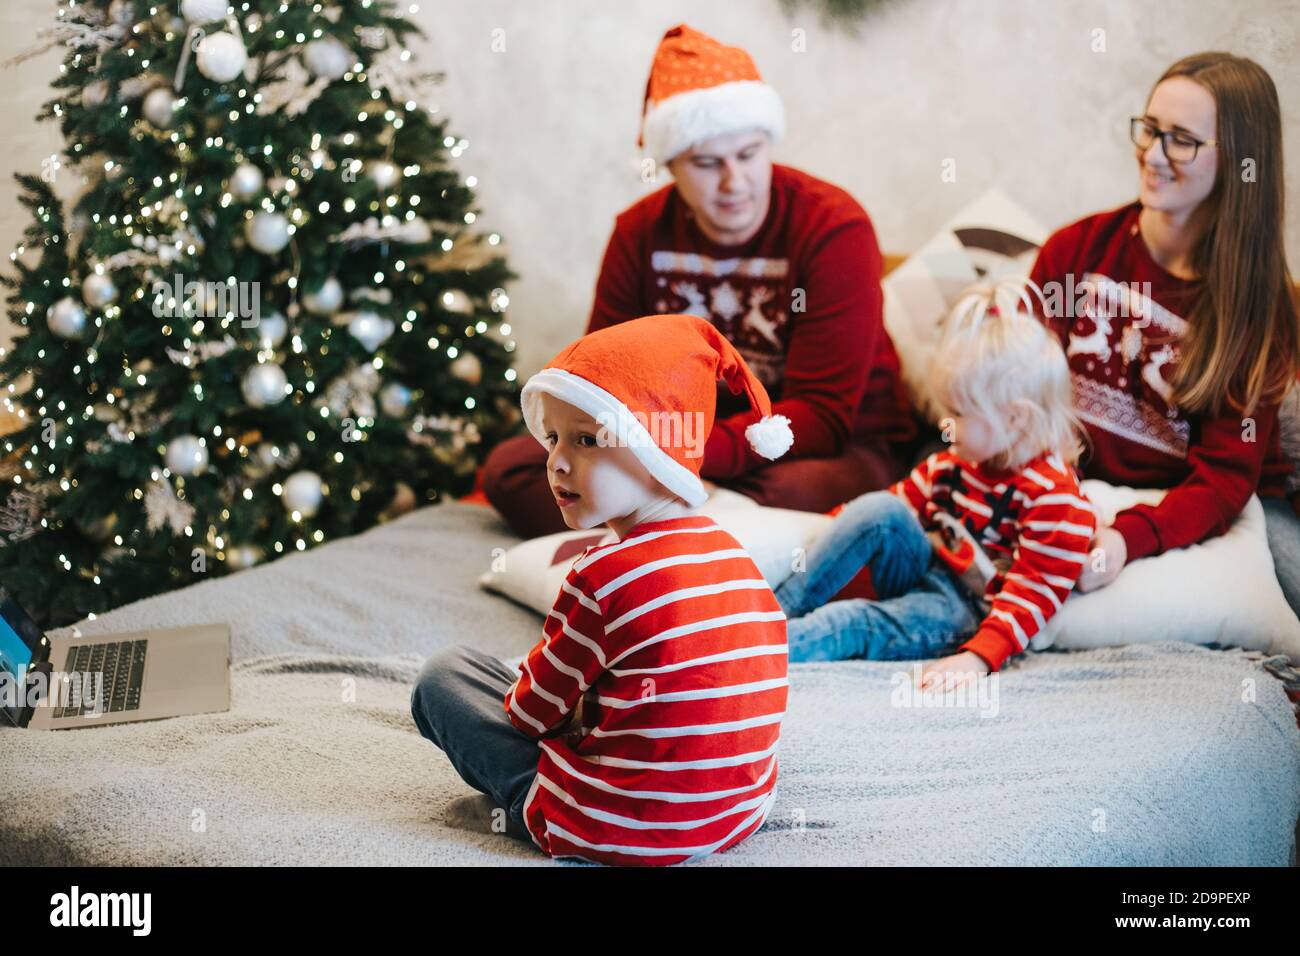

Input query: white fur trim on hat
[642,80,784,164]
[521,368,708,507]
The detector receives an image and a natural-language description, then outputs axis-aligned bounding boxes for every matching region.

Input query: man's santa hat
[521,314,794,507]
[638,24,785,165]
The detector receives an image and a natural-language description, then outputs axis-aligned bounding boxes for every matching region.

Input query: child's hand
[1077,526,1127,592]
[700,479,719,495]
[917,651,990,691]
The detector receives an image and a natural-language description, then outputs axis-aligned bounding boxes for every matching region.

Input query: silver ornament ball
[302,38,353,80]
[196,31,247,84]
[245,211,290,254]
[254,310,288,348]
[46,297,87,339]
[142,87,176,128]
[181,0,229,23]
[229,162,264,199]
[82,272,118,308]
[302,277,343,315]
[241,362,288,408]
[282,470,324,518]
[165,434,209,476]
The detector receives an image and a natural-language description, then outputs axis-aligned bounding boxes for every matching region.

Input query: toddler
[411,313,794,865]
[775,279,1097,687]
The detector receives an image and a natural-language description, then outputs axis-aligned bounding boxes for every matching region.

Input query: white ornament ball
[46,297,87,339]
[348,311,394,352]
[449,351,482,385]
[367,160,400,190]
[282,471,323,518]
[245,212,290,254]
[302,38,353,80]
[82,272,118,308]
[82,79,110,107]
[229,162,264,199]
[165,434,209,476]
[302,277,343,315]
[142,86,176,128]
[225,544,261,570]
[196,31,247,84]
[379,382,411,417]
[181,0,228,23]
[255,310,288,348]
[241,362,288,408]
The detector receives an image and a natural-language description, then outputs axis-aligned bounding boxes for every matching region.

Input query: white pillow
[883,188,1047,424]
[478,488,829,614]
[1031,481,1300,661]
[480,483,1300,663]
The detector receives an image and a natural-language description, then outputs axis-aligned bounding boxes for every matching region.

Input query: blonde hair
[931,278,1087,472]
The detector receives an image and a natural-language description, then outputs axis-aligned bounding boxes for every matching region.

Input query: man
[482,23,916,538]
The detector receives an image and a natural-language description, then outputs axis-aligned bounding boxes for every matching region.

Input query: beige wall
[2,0,1297,378]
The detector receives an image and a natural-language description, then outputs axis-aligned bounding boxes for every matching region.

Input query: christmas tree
[0,0,520,629]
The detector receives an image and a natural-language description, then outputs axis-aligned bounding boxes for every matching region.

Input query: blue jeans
[773,491,982,662]
[409,645,539,833]
[1261,495,1300,622]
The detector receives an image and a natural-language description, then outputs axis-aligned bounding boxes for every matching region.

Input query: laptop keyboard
[55,640,148,718]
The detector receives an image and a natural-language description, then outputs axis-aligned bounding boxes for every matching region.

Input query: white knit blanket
[2,503,1296,865]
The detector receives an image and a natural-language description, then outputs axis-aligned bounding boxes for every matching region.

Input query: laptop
[0,589,230,730]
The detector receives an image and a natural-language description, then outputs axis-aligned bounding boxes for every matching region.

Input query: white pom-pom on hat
[745,414,794,460]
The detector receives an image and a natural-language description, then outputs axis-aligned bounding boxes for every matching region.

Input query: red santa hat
[521,314,794,507]
[638,24,785,165]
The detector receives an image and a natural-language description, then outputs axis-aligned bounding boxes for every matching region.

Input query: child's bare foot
[444,793,532,842]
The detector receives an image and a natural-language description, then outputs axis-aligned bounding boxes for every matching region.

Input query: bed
[1,500,1297,866]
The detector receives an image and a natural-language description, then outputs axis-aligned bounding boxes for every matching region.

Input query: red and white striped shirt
[504,514,788,866]
[889,450,1097,671]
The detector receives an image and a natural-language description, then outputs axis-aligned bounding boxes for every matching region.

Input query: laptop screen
[0,591,45,727]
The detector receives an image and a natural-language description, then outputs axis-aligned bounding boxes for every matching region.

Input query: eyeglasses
[1130,117,1218,163]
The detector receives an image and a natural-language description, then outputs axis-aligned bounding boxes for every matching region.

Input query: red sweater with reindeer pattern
[586,164,916,479]
[1028,201,1291,561]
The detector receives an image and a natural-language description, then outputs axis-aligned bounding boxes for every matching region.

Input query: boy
[411,314,794,866]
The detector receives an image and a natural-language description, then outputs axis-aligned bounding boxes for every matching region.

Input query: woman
[1028,52,1300,608]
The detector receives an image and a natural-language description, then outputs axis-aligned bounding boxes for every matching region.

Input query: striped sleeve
[961,482,1096,672]
[887,452,938,517]
[504,566,606,739]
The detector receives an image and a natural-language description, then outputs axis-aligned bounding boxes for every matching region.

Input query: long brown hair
[1155,53,1300,417]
